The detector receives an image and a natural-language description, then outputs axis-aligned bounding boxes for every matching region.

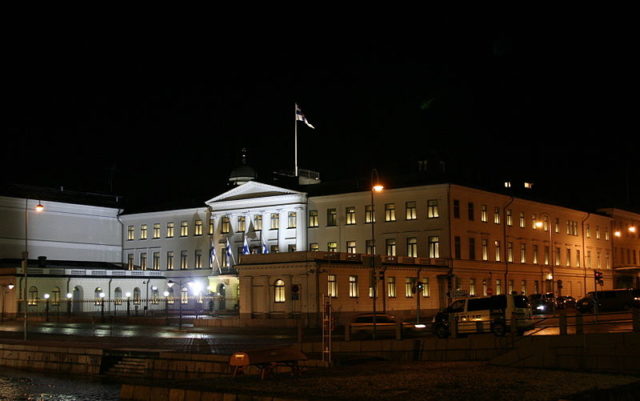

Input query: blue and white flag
[262,240,269,255]
[225,238,235,266]
[295,103,315,129]
[242,236,250,255]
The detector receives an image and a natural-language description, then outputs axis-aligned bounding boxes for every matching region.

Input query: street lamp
[1,283,15,322]
[99,292,105,322]
[167,280,182,329]
[22,199,44,341]
[125,292,131,316]
[43,293,50,322]
[535,215,555,295]
[370,169,383,340]
[66,292,72,317]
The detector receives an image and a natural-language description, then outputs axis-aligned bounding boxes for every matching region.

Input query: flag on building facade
[242,236,250,255]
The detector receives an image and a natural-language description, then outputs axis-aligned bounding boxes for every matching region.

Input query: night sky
[3,15,638,213]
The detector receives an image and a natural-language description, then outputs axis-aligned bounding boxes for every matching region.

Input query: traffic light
[594,270,604,286]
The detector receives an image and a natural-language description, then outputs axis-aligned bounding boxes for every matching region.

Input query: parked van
[432,294,535,338]
[576,289,640,313]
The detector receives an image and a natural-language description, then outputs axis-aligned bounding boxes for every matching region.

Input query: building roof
[1,183,122,209]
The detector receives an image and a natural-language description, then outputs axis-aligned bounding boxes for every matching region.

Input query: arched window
[51,287,61,305]
[274,279,286,303]
[181,287,189,304]
[133,287,141,305]
[28,286,38,305]
[114,287,123,305]
[94,287,104,305]
[151,287,159,304]
[167,287,175,304]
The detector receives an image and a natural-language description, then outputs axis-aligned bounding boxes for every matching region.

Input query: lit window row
[309,237,440,258]
[127,220,205,240]
[309,200,439,228]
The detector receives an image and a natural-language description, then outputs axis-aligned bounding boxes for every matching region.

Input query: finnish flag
[295,103,315,129]
[242,236,250,255]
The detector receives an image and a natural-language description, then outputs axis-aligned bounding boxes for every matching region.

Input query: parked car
[529,293,556,314]
[349,313,413,338]
[432,294,534,338]
[577,289,640,313]
[555,296,577,310]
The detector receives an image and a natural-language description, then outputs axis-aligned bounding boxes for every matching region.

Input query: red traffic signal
[594,270,604,285]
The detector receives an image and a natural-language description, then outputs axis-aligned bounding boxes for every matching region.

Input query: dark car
[577,289,640,313]
[349,313,413,338]
[529,293,556,314]
[556,296,576,310]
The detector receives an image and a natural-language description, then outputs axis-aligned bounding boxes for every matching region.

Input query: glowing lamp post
[66,292,72,317]
[370,169,383,340]
[125,292,131,316]
[22,200,44,341]
[43,293,50,322]
[2,283,15,322]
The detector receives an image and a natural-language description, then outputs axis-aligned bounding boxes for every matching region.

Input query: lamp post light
[43,293,50,322]
[99,292,105,322]
[535,215,555,295]
[189,281,203,320]
[22,199,44,341]
[163,290,170,318]
[66,292,72,317]
[125,292,131,317]
[370,169,383,340]
[167,280,182,329]
[2,283,15,323]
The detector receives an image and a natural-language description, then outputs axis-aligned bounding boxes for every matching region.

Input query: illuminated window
[428,200,439,218]
[221,217,231,234]
[133,288,141,305]
[405,201,417,220]
[271,213,280,230]
[28,286,38,305]
[507,242,513,262]
[195,220,203,236]
[506,209,512,226]
[114,287,122,305]
[365,205,375,223]
[386,239,396,256]
[180,250,188,270]
[481,205,488,222]
[508,280,514,294]
[544,246,550,265]
[153,252,160,270]
[208,219,214,235]
[586,224,591,238]
[429,236,440,258]
[366,240,375,255]
[181,287,188,304]
[555,218,560,233]
[140,253,147,270]
[520,244,526,263]
[555,247,561,266]
[349,276,358,298]
[167,222,175,238]
[94,287,104,306]
[346,241,357,254]
[596,225,600,239]
[469,279,476,296]
[533,245,539,264]
[310,243,319,252]
[421,278,430,297]
[167,251,174,270]
[180,221,189,237]
[519,212,525,228]
[274,279,286,303]
[495,241,501,262]
[385,204,396,222]
[288,212,297,228]
[494,207,501,224]
[140,224,148,240]
[309,210,319,228]
[127,253,134,270]
[576,250,581,267]
[407,237,417,257]
[482,280,488,296]
[127,225,135,240]
[566,248,571,266]
[345,207,356,225]
[195,250,202,269]
[167,288,175,304]
[153,223,161,239]
[405,278,415,297]
[328,242,338,252]
[496,279,502,295]
[51,287,60,306]
[481,239,488,261]
[327,209,337,226]
[236,216,245,232]
[327,274,337,297]
[151,288,159,305]
[387,277,396,298]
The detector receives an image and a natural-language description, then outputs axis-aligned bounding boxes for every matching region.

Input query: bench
[229,347,307,379]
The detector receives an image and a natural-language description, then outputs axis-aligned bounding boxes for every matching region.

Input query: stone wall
[0,343,102,374]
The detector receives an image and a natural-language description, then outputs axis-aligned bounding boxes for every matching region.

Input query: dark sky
[3,15,639,212]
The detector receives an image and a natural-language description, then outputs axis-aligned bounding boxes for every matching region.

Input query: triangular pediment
[206,181,304,204]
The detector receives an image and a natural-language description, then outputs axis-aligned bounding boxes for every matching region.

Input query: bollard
[633,307,640,333]
[575,312,584,335]
[559,309,567,336]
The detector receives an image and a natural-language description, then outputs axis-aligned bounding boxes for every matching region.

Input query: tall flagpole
[294,103,298,177]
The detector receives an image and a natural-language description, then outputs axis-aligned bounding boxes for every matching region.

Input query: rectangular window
[521,280,527,295]
[140,253,147,270]
[346,241,357,254]
[481,239,488,261]
[194,220,203,236]
[519,212,525,228]
[506,209,512,226]
[195,250,202,269]
[385,203,396,222]
[566,248,572,266]
[327,209,337,226]
[208,219,214,235]
[405,278,415,297]
[167,251,174,270]
[495,240,502,262]
[386,239,397,256]
[365,205,375,223]
[576,250,581,267]
[507,242,513,262]
[309,210,319,228]
[494,207,501,224]
[271,213,280,230]
[153,223,161,239]
[349,275,358,297]
[270,245,279,254]
[405,201,417,220]
[236,217,245,233]
[469,278,476,296]
[555,218,560,233]
[586,224,591,238]
[127,225,135,241]
[454,236,461,259]
[533,245,539,264]
[387,277,396,298]
[496,279,502,295]
[407,237,417,258]
[310,243,319,252]
[555,247,561,266]
[453,200,460,218]
[468,202,475,221]
[288,212,297,228]
[429,236,440,258]
[152,252,160,270]
[508,280,514,294]
[427,200,439,218]
[481,205,488,222]
[140,224,148,240]
[328,242,338,252]
[544,246,550,265]
[345,207,356,225]
[482,279,488,296]
[534,280,539,294]
[468,238,476,260]
[366,240,375,255]
[127,254,134,270]
[520,243,526,263]
[596,225,600,239]
[180,250,188,270]
[421,277,430,297]
[221,217,231,234]
[328,274,337,297]
[180,221,189,237]
[254,215,263,231]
